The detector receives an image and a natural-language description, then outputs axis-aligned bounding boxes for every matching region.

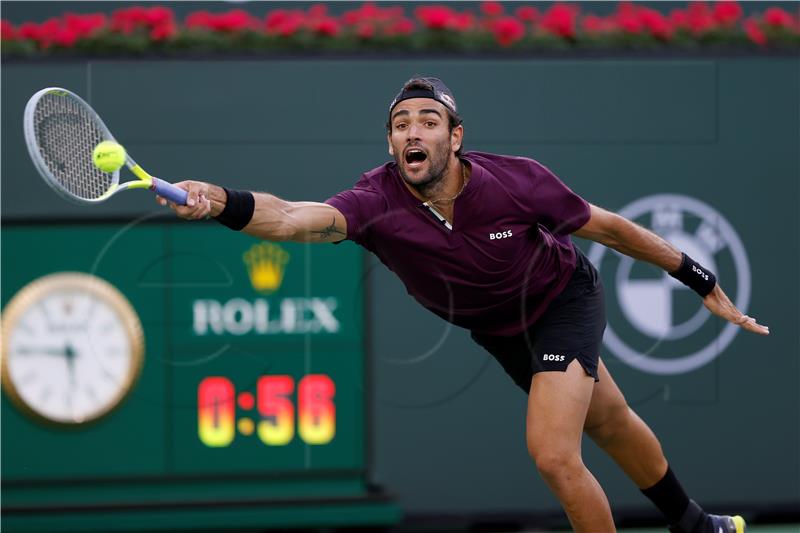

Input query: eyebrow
[391,108,444,121]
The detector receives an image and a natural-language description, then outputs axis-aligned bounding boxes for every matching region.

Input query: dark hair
[386,77,464,157]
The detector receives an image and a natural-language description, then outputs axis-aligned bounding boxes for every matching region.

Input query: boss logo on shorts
[542,353,566,362]
[489,229,513,240]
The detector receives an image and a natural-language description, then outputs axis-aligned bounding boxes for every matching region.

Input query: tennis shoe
[707,513,746,533]
[668,500,746,533]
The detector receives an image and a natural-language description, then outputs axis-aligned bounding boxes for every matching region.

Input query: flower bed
[1,2,798,57]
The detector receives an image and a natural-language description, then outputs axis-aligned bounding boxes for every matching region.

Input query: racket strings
[33,93,113,200]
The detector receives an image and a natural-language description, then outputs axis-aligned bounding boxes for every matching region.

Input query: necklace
[428,163,468,206]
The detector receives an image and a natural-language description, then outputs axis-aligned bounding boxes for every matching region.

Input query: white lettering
[254,299,269,334]
[280,299,297,333]
[652,204,683,234]
[193,300,224,335]
[309,298,340,333]
[223,298,253,336]
[489,230,513,240]
[192,297,340,336]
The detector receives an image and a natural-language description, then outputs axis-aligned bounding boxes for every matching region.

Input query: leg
[582,360,747,533]
[583,358,668,487]
[526,359,615,532]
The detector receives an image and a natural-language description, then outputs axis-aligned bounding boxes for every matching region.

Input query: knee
[528,446,584,486]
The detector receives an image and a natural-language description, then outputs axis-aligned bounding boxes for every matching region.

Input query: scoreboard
[1,221,398,532]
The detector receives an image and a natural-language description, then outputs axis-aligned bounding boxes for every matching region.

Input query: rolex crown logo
[243,243,290,294]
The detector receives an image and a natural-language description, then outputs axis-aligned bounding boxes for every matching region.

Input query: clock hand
[64,343,77,388]
[15,346,71,357]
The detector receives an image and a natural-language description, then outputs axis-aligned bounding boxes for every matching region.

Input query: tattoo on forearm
[311,217,346,240]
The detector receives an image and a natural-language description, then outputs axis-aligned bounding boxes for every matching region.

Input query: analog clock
[1,272,144,425]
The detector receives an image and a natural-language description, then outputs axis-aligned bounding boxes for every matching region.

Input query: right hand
[156,180,212,220]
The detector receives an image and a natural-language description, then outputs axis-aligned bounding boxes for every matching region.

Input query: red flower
[669,9,688,29]
[308,3,328,19]
[743,18,767,45]
[342,10,361,26]
[481,2,504,18]
[63,14,88,37]
[617,4,643,34]
[18,22,41,40]
[415,5,456,30]
[515,6,539,23]
[583,15,612,34]
[639,7,673,40]
[357,23,375,39]
[382,7,405,21]
[216,10,259,32]
[452,12,475,31]
[491,16,525,46]
[686,1,716,34]
[387,17,415,36]
[55,27,79,47]
[111,7,145,34]
[1,19,16,40]
[311,17,340,37]
[713,1,742,26]
[145,6,173,27]
[541,3,580,39]
[186,11,213,30]
[23,18,62,48]
[361,2,382,20]
[343,3,383,25]
[764,7,795,29]
[265,9,305,36]
[150,22,176,41]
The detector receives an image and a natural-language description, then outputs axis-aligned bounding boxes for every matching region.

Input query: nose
[406,122,422,140]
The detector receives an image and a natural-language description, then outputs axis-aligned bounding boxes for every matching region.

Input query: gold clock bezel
[0,272,145,427]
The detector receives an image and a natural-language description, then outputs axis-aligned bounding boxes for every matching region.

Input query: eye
[394,123,407,130]
[425,121,437,127]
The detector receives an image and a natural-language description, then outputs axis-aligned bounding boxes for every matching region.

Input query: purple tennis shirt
[325,151,591,336]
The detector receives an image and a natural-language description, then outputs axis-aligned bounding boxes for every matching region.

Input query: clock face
[1,273,144,425]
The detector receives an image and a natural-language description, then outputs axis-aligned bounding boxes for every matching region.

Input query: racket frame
[23,87,159,205]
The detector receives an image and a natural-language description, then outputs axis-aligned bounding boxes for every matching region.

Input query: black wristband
[669,253,717,297]
[215,188,255,231]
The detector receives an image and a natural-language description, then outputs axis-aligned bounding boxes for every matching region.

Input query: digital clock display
[197,374,336,448]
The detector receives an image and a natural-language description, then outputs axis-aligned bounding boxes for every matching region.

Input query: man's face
[387,98,462,191]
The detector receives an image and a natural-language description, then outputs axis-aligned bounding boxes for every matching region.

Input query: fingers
[704,287,770,336]
[155,181,212,220]
[736,314,770,336]
[172,193,211,220]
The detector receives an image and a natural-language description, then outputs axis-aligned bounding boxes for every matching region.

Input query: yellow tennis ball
[92,141,126,173]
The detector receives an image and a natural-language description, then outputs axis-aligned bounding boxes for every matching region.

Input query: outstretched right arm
[156,180,348,243]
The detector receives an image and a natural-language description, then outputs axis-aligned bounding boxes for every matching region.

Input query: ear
[387,132,395,156]
[450,124,464,154]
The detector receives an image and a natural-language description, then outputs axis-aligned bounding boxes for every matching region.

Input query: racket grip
[150,177,189,205]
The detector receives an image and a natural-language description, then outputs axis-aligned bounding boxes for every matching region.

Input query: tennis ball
[92,141,126,173]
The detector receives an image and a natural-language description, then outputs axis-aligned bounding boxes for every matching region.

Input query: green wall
[2,56,798,527]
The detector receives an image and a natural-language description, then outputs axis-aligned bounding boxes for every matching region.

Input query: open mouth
[405,148,428,168]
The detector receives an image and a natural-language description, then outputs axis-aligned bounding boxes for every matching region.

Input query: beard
[394,138,452,198]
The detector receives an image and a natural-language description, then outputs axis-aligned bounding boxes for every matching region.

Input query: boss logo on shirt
[543,354,566,362]
[489,230,513,240]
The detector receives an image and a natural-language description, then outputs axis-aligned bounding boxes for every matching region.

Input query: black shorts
[470,245,606,394]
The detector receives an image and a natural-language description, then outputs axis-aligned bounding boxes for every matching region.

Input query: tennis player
[159,77,767,533]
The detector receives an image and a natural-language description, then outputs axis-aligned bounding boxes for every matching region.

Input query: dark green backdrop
[2,54,798,528]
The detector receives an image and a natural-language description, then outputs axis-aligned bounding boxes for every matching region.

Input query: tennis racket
[23,87,188,206]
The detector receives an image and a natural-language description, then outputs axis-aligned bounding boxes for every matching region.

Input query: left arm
[573,203,683,272]
[574,204,769,336]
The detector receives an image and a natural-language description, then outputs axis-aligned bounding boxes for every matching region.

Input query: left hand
[703,284,769,335]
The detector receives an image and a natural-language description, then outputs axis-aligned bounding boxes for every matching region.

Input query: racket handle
[150,177,189,205]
